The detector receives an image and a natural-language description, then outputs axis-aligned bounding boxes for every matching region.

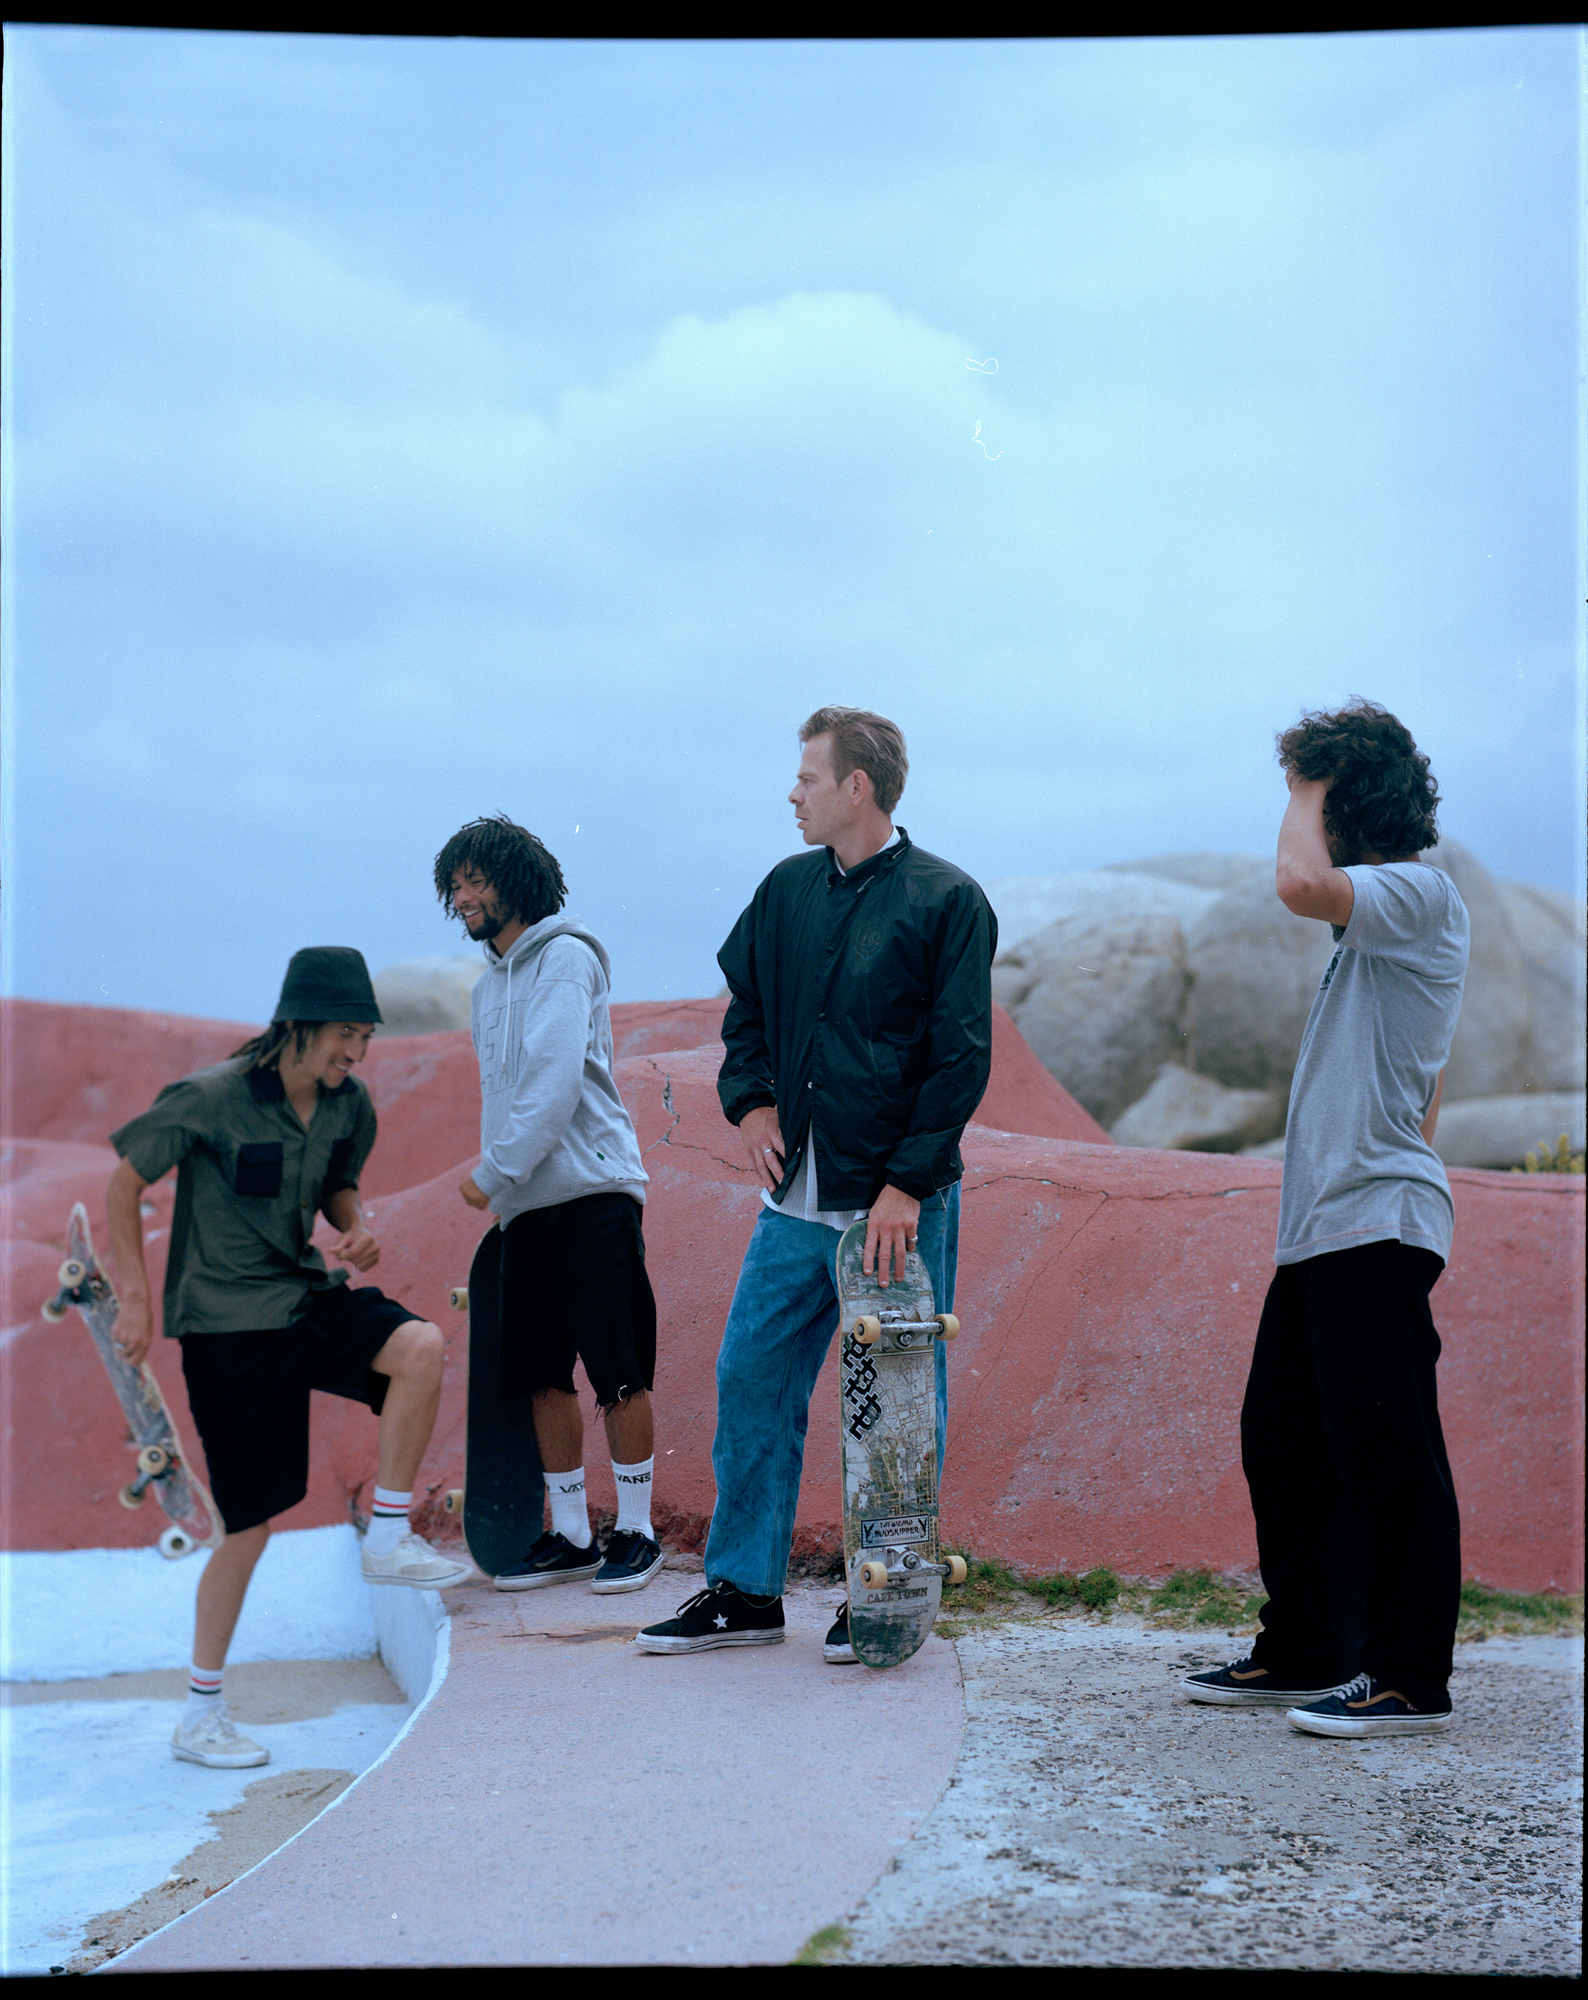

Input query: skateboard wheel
[444,1488,464,1515]
[158,1526,195,1560]
[448,1287,468,1312]
[853,1316,883,1347]
[58,1258,88,1288]
[935,1313,960,1342]
[119,1482,149,1510]
[859,1559,890,1589]
[41,1299,68,1324]
[137,1445,171,1477]
[945,1555,968,1585]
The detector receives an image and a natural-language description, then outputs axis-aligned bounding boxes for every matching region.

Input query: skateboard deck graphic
[43,1203,223,1557]
[446,1225,545,1579]
[835,1220,964,1668]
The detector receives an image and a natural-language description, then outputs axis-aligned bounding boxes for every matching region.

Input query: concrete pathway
[837,1623,1583,1975]
[108,1566,963,1969]
[100,1587,1581,1974]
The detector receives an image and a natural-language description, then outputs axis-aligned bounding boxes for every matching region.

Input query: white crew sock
[182,1663,225,1729]
[366,1486,412,1557]
[547,1469,591,1548]
[612,1456,654,1540]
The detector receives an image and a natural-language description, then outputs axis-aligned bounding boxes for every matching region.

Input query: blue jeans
[704,1183,960,1598]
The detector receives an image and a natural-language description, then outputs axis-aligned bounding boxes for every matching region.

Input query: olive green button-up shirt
[110,1059,378,1338]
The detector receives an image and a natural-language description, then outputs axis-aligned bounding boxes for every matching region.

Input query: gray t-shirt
[1276,861,1469,1267]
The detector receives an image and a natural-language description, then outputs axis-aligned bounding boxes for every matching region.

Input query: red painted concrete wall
[2,1002,1580,1592]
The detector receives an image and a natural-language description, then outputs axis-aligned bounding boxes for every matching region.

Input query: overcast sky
[3,28,1582,1024]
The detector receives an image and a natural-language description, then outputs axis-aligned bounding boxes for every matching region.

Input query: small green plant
[791,1924,850,1965]
[1027,1570,1080,1607]
[1513,1133,1585,1174]
[1077,1566,1121,1609]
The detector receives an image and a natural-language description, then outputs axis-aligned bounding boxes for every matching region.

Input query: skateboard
[443,1224,546,1579]
[835,1219,966,1668]
[42,1203,223,1559]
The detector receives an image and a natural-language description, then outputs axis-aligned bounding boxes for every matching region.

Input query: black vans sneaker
[634,1583,785,1653]
[493,1530,603,1591]
[591,1530,665,1595]
[824,1603,857,1664]
[1287,1673,1453,1738]
[1180,1655,1344,1707]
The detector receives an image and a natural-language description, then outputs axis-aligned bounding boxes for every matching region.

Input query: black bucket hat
[272,946,383,1025]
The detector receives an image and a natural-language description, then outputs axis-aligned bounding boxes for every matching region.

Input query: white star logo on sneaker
[713,1613,728,1629]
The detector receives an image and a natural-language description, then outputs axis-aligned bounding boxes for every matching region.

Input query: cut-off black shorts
[180,1282,420,1535]
[499,1192,656,1408]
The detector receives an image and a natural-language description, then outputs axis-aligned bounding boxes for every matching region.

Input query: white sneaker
[361,1531,474,1589]
[172,1705,269,1769]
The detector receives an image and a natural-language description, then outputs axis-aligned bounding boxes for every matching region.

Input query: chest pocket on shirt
[235,1141,284,1198]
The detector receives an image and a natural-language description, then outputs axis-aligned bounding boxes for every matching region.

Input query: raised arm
[1275,774,1355,927]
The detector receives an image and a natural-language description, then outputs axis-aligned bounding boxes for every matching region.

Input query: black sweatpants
[1241,1238,1460,1709]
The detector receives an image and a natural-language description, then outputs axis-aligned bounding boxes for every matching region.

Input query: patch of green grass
[1456,1580,1582,1640]
[931,1559,1581,1647]
[944,1551,1027,1615]
[790,1924,851,1965]
[1147,1568,1267,1630]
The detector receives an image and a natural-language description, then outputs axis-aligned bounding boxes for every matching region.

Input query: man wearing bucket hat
[105,945,471,1771]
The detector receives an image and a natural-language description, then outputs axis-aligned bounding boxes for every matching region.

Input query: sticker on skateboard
[835,1218,966,1668]
[43,1202,223,1558]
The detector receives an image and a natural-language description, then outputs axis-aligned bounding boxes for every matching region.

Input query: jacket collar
[826,826,909,887]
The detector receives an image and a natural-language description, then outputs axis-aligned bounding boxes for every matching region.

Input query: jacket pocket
[235,1141,284,1198]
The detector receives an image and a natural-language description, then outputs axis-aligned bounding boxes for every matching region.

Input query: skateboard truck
[848,1310,960,1349]
[42,1256,97,1323]
[857,1548,969,1590]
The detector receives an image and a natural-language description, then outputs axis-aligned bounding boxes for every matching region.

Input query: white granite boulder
[372,957,481,1035]
[1421,842,1532,1101]
[1498,880,1587,1094]
[1182,872,1337,1094]
[1109,1062,1284,1153]
[984,871,1219,1128]
[1428,1092,1586,1171]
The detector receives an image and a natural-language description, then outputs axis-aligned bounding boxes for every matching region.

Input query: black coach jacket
[716,829,998,1208]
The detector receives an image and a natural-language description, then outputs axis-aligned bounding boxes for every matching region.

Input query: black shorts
[499,1193,656,1407]
[180,1283,420,1535]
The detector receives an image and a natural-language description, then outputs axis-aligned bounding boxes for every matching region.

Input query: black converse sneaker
[493,1530,603,1591]
[823,1602,857,1664]
[634,1583,785,1653]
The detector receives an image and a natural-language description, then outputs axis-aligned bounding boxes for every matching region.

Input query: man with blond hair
[638,706,996,1662]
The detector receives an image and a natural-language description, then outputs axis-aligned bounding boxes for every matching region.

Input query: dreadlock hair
[230,1022,317,1072]
[1276,701,1440,863]
[433,813,568,927]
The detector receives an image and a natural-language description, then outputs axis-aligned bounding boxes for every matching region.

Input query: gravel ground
[834,1621,1582,1974]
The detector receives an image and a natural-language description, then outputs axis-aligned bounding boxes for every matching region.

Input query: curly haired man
[435,815,663,1596]
[1183,702,1470,1739]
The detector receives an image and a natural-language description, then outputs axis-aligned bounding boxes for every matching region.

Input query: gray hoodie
[470,914,647,1224]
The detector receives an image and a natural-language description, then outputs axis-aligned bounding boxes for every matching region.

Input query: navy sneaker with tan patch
[591,1530,664,1594]
[493,1530,603,1591]
[1181,1655,1345,1707]
[1287,1672,1453,1738]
